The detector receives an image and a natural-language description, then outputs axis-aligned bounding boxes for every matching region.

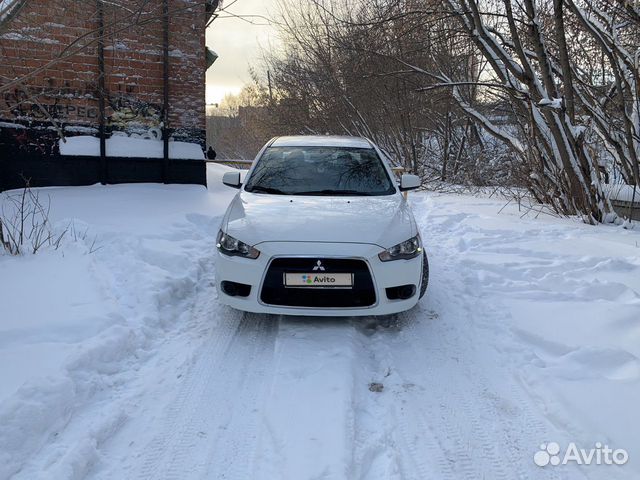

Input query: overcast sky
[205,0,279,105]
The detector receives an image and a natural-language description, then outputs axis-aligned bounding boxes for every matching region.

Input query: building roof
[271,135,372,149]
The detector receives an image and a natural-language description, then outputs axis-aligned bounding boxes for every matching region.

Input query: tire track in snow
[347,320,405,480]
[250,319,361,480]
[389,306,520,480]
[347,317,467,480]
[203,314,279,480]
[390,196,519,478]
[394,393,458,480]
[347,313,489,480]
[396,194,579,480]
[373,314,465,480]
[134,273,279,480]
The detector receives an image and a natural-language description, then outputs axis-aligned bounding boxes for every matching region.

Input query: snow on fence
[604,185,640,221]
[59,135,205,160]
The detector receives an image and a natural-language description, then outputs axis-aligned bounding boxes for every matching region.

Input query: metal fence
[207,159,253,170]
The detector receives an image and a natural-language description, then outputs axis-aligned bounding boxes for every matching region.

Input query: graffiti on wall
[0,79,204,155]
[3,88,99,121]
[107,94,163,139]
[2,85,164,140]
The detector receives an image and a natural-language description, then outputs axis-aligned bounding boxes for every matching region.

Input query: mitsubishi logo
[313,260,326,271]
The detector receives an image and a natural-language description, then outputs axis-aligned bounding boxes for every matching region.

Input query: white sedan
[215,135,428,316]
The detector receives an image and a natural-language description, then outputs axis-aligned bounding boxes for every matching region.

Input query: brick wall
[0,0,207,155]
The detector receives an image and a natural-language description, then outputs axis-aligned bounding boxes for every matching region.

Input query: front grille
[260,258,376,308]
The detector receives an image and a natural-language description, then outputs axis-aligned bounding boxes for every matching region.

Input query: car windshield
[244,146,396,196]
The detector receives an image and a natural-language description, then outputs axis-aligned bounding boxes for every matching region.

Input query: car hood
[222,191,417,249]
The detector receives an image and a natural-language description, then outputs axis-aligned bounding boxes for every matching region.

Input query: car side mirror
[400,174,421,192]
[222,171,242,189]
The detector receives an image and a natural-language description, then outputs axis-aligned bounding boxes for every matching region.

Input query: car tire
[419,251,429,299]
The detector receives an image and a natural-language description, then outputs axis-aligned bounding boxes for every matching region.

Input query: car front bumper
[215,241,423,317]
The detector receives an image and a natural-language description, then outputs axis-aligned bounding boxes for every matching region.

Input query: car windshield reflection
[244,146,396,196]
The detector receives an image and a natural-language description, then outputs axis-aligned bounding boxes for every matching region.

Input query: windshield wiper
[246,185,290,195]
[292,189,374,196]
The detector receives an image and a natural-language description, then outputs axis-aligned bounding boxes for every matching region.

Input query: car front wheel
[419,252,429,299]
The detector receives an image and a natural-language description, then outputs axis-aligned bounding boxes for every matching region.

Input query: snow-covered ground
[1,165,639,480]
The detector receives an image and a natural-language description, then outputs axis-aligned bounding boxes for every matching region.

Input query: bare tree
[0,0,27,32]
[257,0,486,180]
[249,0,639,223]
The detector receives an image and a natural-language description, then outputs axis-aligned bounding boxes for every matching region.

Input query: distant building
[0,0,220,191]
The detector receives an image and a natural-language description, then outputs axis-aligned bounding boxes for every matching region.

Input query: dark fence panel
[611,200,640,221]
[0,153,206,192]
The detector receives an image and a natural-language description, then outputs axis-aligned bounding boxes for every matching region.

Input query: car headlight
[378,235,422,262]
[216,230,260,259]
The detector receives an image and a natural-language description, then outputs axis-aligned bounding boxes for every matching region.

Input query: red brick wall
[0,0,206,145]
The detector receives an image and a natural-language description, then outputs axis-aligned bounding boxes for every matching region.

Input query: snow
[272,135,372,148]
[0,32,61,44]
[1,166,640,479]
[0,121,27,129]
[605,184,640,203]
[539,97,564,109]
[59,135,205,160]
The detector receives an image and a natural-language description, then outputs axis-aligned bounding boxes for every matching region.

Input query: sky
[205,0,279,105]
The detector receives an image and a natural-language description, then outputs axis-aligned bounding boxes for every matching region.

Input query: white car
[215,135,428,317]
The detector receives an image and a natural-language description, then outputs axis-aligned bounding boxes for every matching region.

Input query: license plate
[284,273,353,288]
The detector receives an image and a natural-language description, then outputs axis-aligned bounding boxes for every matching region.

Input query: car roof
[270,135,373,149]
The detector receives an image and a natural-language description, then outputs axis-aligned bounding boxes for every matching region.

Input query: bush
[0,181,66,255]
